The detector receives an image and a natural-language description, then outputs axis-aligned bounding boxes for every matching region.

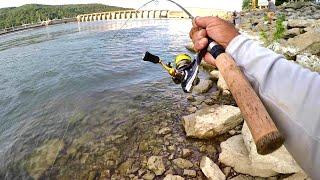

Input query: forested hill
[0,4,130,29]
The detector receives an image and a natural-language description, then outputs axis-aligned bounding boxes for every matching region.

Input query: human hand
[189,16,239,66]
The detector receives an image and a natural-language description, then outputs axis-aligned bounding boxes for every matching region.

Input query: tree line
[0,4,129,29]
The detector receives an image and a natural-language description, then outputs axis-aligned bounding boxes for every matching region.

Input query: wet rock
[296,54,320,72]
[147,156,165,175]
[88,171,98,180]
[80,153,89,164]
[242,123,303,174]
[186,106,197,113]
[182,149,192,158]
[163,174,184,180]
[187,95,196,102]
[24,139,64,179]
[200,156,225,180]
[182,105,243,139]
[219,135,277,177]
[172,158,193,169]
[157,127,172,135]
[118,158,135,175]
[287,30,320,55]
[142,171,155,180]
[100,170,111,178]
[183,169,197,177]
[192,79,213,94]
[210,70,220,80]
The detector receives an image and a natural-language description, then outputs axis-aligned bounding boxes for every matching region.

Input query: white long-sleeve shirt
[226,35,320,179]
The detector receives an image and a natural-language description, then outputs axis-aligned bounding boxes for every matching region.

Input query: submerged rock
[157,127,172,135]
[192,79,213,94]
[163,174,184,180]
[241,123,303,174]
[24,139,64,179]
[182,105,242,139]
[200,156,225,180]
[219,135,277,177]
[147,156,165,176]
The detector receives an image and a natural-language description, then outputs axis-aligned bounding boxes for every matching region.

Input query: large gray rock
[287,19,316,28]
[219,135,278,177]
[242,122,303,174]
[200,156,226,180]
[147,156,165,175]
[287,30,320,55]
[193,79,213,94]
[296,54,320,72]
[182,105,243,139]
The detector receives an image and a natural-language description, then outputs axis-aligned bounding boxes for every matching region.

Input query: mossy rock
[24,139,64,179]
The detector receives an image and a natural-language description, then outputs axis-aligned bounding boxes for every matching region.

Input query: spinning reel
[143,51,200,93]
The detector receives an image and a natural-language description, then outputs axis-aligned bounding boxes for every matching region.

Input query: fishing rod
[142,0,284,155]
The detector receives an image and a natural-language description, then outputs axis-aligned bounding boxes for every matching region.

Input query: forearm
[226,35,320,179]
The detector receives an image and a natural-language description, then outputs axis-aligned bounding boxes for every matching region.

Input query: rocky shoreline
[4,2,318,179]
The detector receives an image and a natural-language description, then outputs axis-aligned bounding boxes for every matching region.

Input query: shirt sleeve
[225,34,320,179]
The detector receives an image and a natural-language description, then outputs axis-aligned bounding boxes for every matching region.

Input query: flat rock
[200,156,225,180]
[192,79,213,94]
[172,158,193,169]
[219,135,278,177]
[182,105,243,139]
[287,19,316,28]
[287,29,320,55]
[147,156,165,175]
[163,174,185,180]
[284,28,301,38]
[242,122,302,174]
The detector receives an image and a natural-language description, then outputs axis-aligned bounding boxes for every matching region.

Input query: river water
[0,20,201,178]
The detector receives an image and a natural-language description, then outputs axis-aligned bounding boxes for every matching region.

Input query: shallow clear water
[0,20,195,178]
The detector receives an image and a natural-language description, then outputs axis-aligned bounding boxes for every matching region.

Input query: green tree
[242,0,251,10]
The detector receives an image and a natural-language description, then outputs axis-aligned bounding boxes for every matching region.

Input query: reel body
[143,51,199,93]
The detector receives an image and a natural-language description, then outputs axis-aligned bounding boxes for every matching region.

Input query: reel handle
[206,38,284,155]
[143,51,160,64]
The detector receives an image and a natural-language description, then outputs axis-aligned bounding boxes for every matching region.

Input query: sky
[0,0,243,11]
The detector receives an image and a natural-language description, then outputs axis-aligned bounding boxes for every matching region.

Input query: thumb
[195,16,218,28]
